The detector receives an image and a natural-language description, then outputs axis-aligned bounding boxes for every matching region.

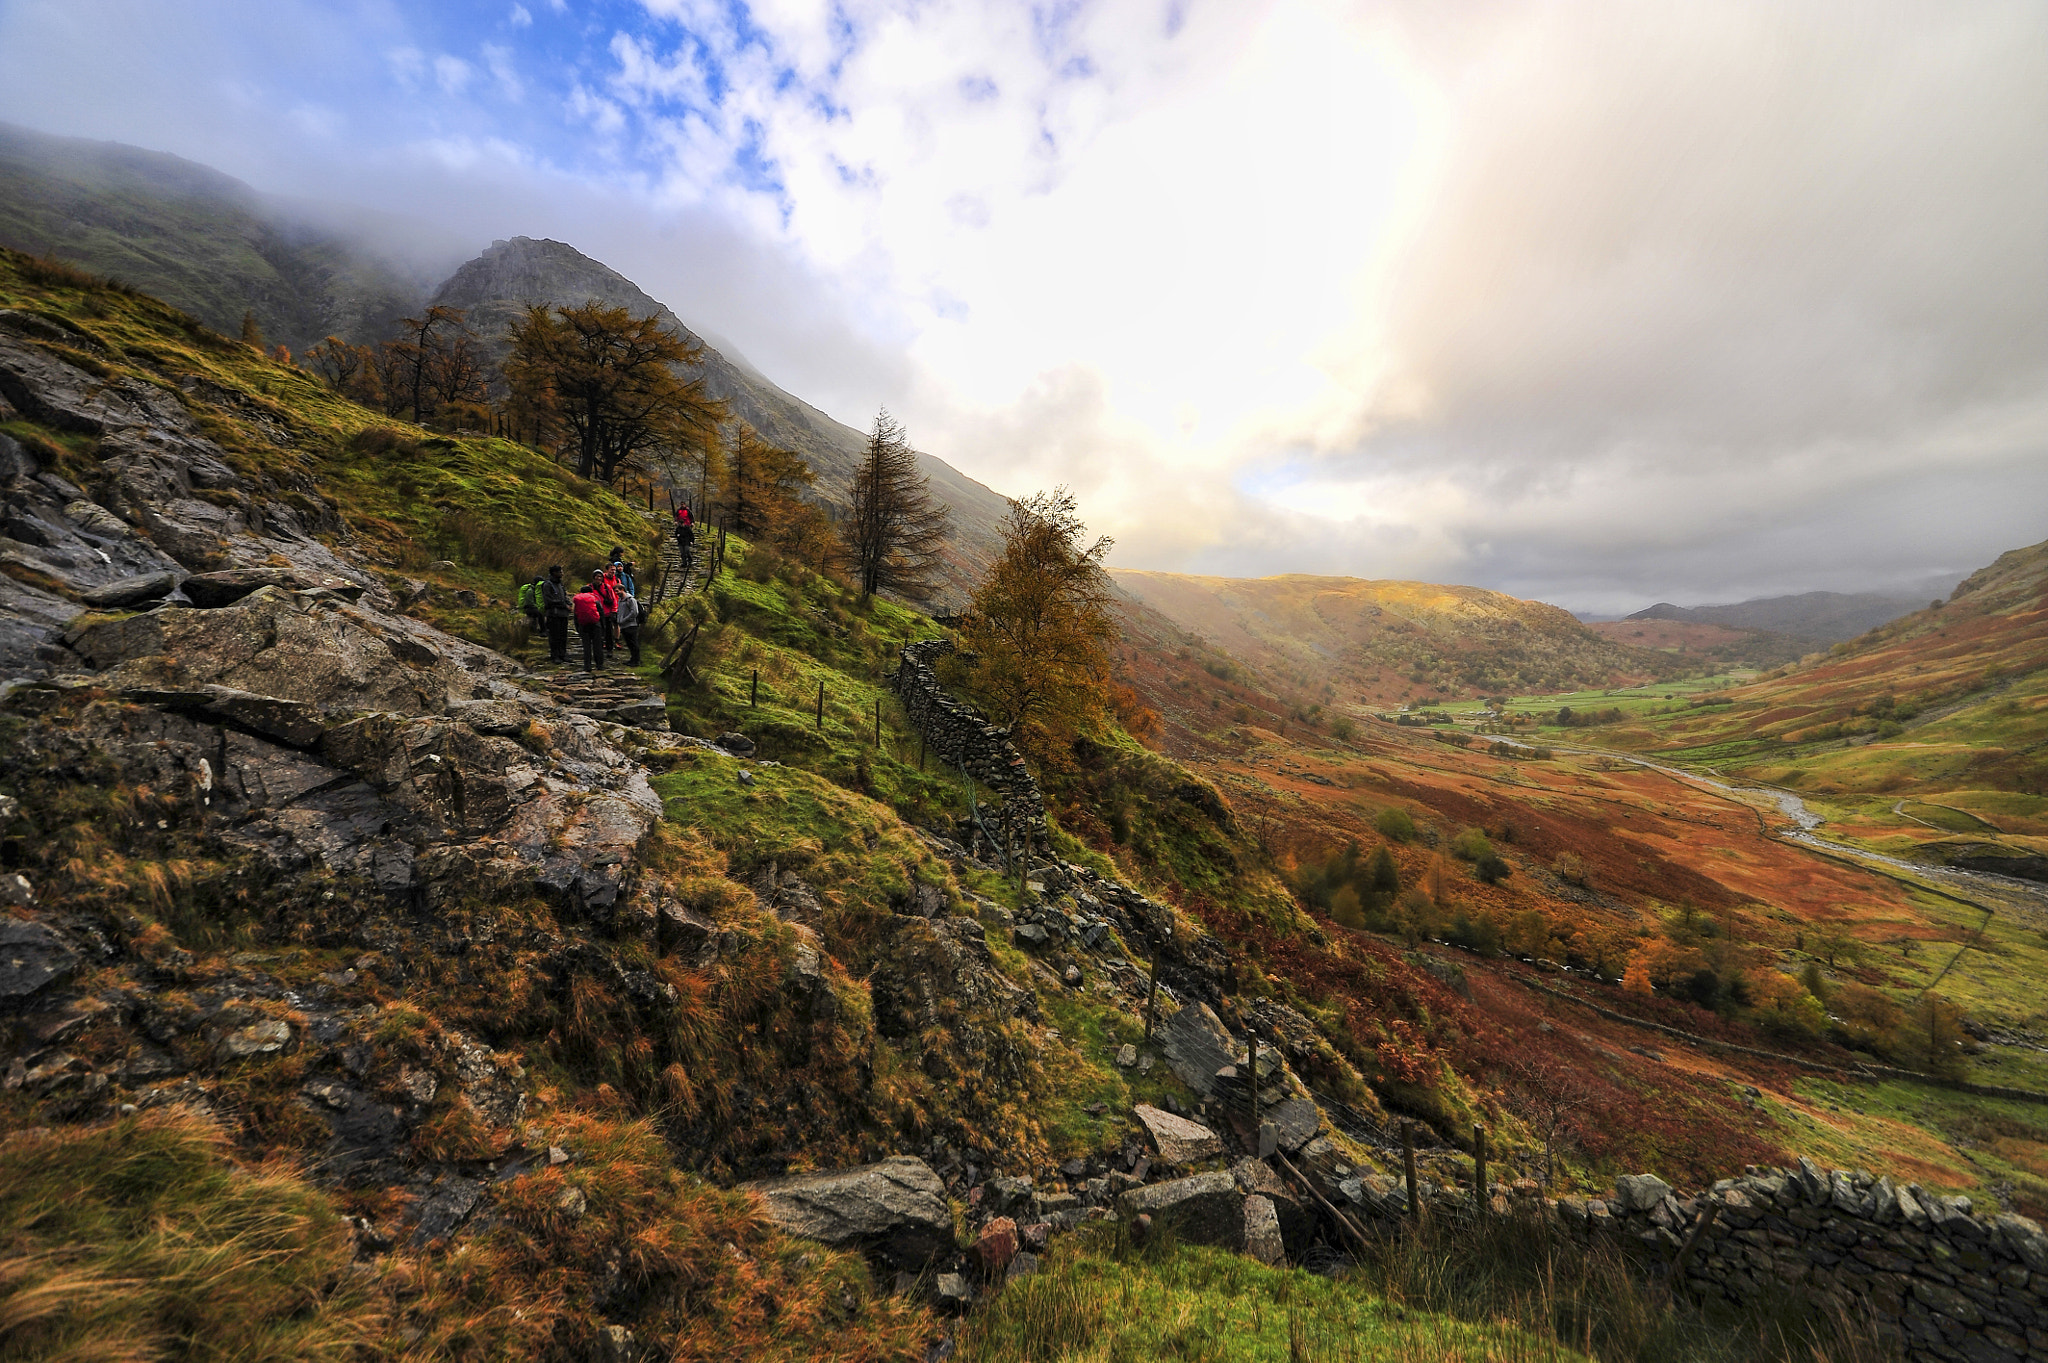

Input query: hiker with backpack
[617,580,642,666]
[541,565,572,664]
[572,575,605,672]
[517,574,544,633]
[674,502,695,575]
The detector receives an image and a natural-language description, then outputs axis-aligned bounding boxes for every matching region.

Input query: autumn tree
[504,302,722,483]
[306,337,378,406]
[392,306,487,425]
[720,423,816,539]
[844,407,952,601]
[954,488,1117,739]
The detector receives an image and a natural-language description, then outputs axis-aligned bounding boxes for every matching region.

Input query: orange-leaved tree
[953,488,1117,744]
[504,302,722,484]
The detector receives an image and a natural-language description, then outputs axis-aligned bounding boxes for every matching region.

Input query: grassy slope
[0,123,423,348]
[0,247,659,613]
[1112,568,1691,712]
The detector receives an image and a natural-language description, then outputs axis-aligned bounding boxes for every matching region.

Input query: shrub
[1450,827,1492,862]
[1375,807,1416,842]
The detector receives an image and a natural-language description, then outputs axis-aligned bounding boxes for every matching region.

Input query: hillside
[432,236,1009,597]
[2,253,2043,1361]
[0,130,1012,600]
[0,121,436,352]
[1583,535,2048,882]
[1111,569,1687,710]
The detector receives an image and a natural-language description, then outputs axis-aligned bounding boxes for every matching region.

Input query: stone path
[524,662,670,731]
[644,514,710,609]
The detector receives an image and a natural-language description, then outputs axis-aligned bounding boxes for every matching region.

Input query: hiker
[595,562,622,654]
[617,582,642,666]
[615,557,637,601]
[541,565,572,664]
[572,576,605,672]
[674,502,695,574]
[516,574,544,633]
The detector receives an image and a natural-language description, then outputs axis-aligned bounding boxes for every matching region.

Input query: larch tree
[954,488,1118,738]
[503,302,722,483]
[720,423,815,539]
[844,407,952,601]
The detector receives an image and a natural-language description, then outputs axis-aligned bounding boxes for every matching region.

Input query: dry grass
[0,1110,379,1361]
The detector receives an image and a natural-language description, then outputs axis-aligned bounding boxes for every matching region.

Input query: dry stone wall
[1330,1158,2046,1362]
[891,639,1047,853]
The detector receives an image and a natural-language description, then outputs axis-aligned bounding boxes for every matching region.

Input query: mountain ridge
[0,120,440,352]
[430,235,1008,597]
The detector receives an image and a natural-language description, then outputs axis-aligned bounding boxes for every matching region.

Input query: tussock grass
[1346,1210,1899,1363]
[0,1110,379,1361]
[957,1224,1583,1363]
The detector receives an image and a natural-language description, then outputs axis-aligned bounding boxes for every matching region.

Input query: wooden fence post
[815,680,823,730]
[1475,1123,1488,1214]
[1247,1031,1260,1138]
[1145,942,1161,1041]
[750,669,758,707]
[1402,1122,1420,1223]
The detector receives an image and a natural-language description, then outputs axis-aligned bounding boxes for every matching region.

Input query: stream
[1601,752,2048,921]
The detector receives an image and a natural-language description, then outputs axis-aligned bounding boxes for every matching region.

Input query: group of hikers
[511,504,698,675]
[517,549,642,673]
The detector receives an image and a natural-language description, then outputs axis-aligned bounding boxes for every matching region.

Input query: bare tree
[844,407,952,600]
[1504,1051,1598,1188]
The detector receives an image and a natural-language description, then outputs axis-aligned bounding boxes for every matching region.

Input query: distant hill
[430,236,1008,597]
[1585,616,1811,670]
[1613,535,2048,806]
[1625,588,1938,642]
[1111,570,1685,707]
[0,121,438,352]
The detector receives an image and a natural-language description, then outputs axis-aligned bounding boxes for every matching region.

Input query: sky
[1,0,2044,614]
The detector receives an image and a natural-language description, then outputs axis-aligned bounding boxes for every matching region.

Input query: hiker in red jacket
[595,565,621,654]
[674,502,695,575]
[572,578,604,672]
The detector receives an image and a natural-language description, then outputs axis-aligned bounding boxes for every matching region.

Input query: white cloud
[510,3,532,27]
[0,0,2041,610]
[433,53,472,96]
[482,42,523,101]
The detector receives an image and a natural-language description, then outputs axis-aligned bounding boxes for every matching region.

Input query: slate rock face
[741,1155,952,1268]
[1263,1097,1322,1154]
[0,919,78,1002]
[1134,1103,1224,1165]
[78,571,178,608]
[181,566,364,609]
[1157,1001,1243,1096]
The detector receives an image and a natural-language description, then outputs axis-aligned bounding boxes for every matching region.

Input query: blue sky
[2,1,2045,612]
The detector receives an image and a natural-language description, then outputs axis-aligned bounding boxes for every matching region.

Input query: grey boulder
[741,1155,952,1268]
[1134,1103,1223,1165]
[1116,1171,1244,1249]
[1613,1173,1673,1214]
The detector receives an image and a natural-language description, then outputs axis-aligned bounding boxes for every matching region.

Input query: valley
[0,245,2043,1363]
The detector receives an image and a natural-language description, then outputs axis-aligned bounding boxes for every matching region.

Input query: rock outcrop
[740,1156,954,1268]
